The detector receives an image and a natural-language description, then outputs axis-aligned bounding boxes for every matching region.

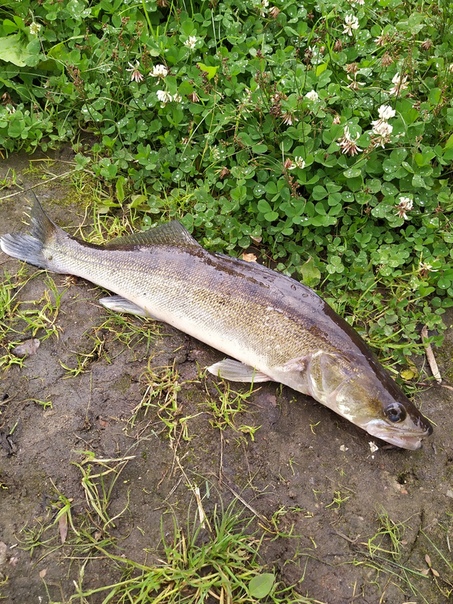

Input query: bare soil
[0,154,452,604]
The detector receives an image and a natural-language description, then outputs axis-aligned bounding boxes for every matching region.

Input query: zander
[0,200,433,449]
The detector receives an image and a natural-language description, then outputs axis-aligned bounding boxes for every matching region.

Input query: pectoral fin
[207,359,273,383]
[99,295,152,318]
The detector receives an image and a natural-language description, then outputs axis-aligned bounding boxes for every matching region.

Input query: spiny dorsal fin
[105,221,201,250]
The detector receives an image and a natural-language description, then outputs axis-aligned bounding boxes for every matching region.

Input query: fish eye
[385,402,407,423]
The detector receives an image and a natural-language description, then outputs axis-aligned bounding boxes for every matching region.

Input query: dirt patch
[0,154,452,603]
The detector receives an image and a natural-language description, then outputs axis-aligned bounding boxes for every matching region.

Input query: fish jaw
[362,418,432,450]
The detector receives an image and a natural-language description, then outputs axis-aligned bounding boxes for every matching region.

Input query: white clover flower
[370,104,395,147]
[126,61,144,83]
[371,120,393,137]
[150,64,168,78]
[294,156,306,169]
[156,90,172,104]
[349,0,364,4]
[282,112,296,125]
[284,159,295,170]
[259,0,269,16]
[389,72,409,96]
[305,90,319,101]
[395,196,413,219]
[29,22,41,36]
[338,125,362,156]
[377,104,396,120]
[347,75,365,91]
[418,261,438,275]
[419,261,434,273]
[184,36,198,50]
[343,15,359,36]
[172,92,182,103]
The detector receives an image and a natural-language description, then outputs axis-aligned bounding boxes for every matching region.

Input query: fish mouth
[365,421,432,450]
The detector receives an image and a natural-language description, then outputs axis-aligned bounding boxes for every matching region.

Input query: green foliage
[0,268,62,370]
[72,501,313,604]
[1,0,453,362]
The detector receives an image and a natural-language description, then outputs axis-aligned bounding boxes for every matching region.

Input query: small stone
[369,441,379,454]
[242,253,257,263]
[12,338,40,358]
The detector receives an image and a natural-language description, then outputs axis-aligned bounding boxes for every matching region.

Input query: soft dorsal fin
[105,221,201,250]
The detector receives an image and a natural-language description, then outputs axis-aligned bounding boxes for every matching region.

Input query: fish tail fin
[0,198,68,271]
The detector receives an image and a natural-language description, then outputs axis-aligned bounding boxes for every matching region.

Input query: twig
[221,480,268,524]
[421,325,442,384]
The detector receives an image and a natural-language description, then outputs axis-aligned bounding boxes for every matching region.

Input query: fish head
[305,351,432,450]
[333,359,433,450]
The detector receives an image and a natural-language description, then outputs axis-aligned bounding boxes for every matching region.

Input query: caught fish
[0,200,433,449]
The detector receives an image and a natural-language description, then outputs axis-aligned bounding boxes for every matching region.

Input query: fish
[0,200,433,450]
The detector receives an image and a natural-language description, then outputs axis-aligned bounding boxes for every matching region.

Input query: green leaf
[316,62,328,77]
[343,167,362,178]
[312,185,327,200]
[8,113,25,138]
[265,181,278,195]
[181,19,195,35]
[315,201,326,215]
[231,185,247,203]
[264,211,279,222]
[300,257,321,287]
[401,161,414,173]
[0,33,30,66]
[412,174,427,188]
[257,199,272,214]
[3,19,19,34]
[252,143,267,154]
[115,176,126,202]
[129,194,148,209]
[248,573,275,598]
[197,62,219,80]
[444,133,453,149]
[428,88,442,105]
[396,13,425,34]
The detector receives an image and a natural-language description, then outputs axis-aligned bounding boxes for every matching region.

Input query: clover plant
[0,0,452,364]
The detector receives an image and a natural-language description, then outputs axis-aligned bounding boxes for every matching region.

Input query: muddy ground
[0,154,452,604]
